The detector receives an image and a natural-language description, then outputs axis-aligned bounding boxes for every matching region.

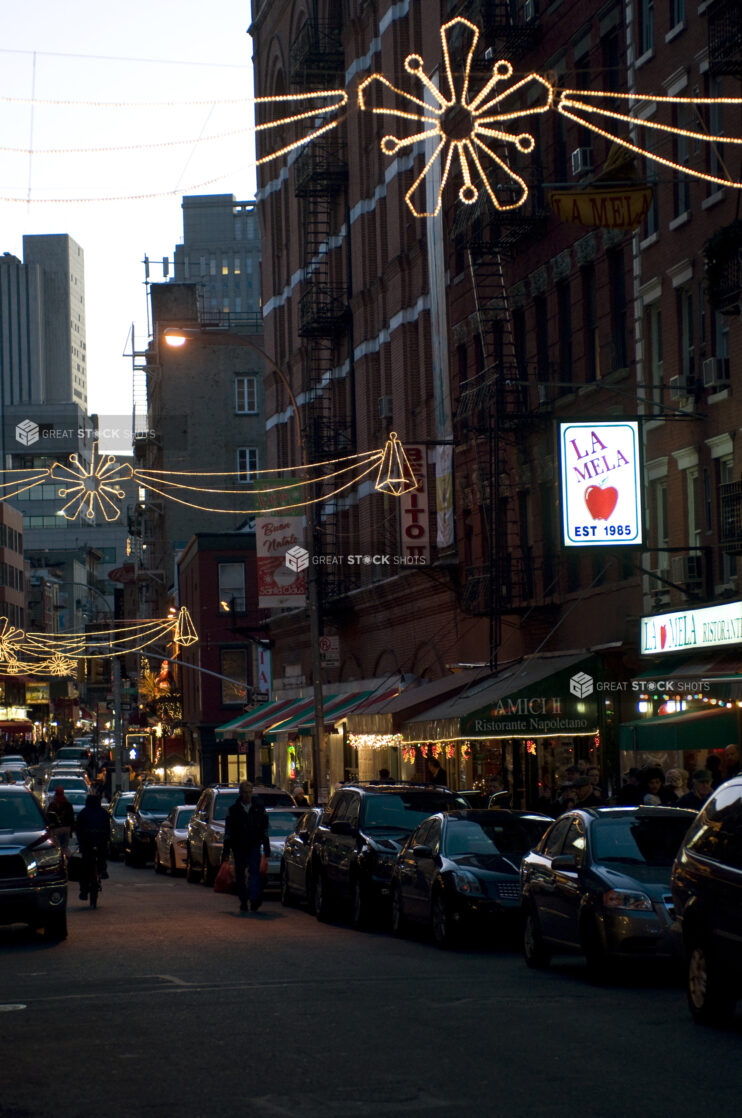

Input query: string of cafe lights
[0,436,418,523]
[4,16,740,210]
[0,607,197,678]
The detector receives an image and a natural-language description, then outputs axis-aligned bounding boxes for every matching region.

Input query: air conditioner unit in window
[570,147,593,176]
[671,554,703,587]
[377,395,393,418]
[702,356,731,391]
[523,0,536,21]
[669,375,693,402]
[537,382,550,404]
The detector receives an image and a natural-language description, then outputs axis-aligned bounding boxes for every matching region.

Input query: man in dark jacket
[76,793,111,901]
[222,781,270,914]
[46,786,75,853]
[678,769,714,811]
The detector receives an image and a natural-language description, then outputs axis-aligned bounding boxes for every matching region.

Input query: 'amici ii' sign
[461,665,598,737]
[641,601,742,655]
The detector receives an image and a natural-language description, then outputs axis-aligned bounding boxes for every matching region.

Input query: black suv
[311,783,467,928]
[671,775,742,1024]
[124,783,201,866]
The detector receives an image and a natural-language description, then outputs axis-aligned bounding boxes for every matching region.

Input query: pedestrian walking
[222,781,270,914]
[426,757,447,785]
[46,786,74,854]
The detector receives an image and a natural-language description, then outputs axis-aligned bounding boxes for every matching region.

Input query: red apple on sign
[584,485,618,520]
[660,625,667,650]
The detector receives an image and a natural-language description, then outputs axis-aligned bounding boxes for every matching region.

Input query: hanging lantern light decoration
[374,433,419,496]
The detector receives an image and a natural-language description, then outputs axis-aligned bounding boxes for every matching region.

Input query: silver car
[154,805,196,875]
[264,808,305,891]
[107,791,136,859]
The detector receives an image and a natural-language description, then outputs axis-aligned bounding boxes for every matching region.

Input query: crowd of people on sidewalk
[547,743,741,816]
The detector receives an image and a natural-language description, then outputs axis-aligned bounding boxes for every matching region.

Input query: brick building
[248,0,742,800]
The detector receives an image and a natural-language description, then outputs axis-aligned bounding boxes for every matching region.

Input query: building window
[638,0,653,55]
[237,447,258,483]
[646,304,663,409]
[581,266,598,382]
[676,286,694,384]
[534,294,549,380]
[719,457,736,583]
[557,281,572,387]
[235,375,258,414]
[687,468,701,550]
[673,104,691,217]
[669,0,684,29]
[221,648,248,705]
[608,249,627,369]
[218,563,245,613]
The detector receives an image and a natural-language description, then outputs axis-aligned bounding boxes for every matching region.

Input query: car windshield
[175,807,195,826]
[140,788,200,813]
[591,816,692,866]
[65,791,88,804]
[267,810,303,836]
[443,816,550,857]
[113,797,134,818]
[0,792,44,829]
[214,794,237,821]
[364,792,465,830]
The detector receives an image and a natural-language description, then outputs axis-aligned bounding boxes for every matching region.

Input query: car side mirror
[298,829,311,843]
[412,844,433,859]
[551,853,578,871]
[330,819,355,837]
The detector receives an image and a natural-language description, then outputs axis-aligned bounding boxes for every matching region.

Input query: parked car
[107,791,136,859]
[186,784,238,884]
[263,808,305,891]
[311,782,469,928]
[521,806,695,977]
[124,783,201,866]
[0,765,31,786]
[672,775,742,1024]
[154,805,196,875]
[280,807,324,908]
[252,786,296,808]
[391,809,553,947]
[0,784,68,940]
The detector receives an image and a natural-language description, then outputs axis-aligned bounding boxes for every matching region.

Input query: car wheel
[351,876,372,930]
[523,908,551,969]
[185,848,200,884]
[314,869,331,922]
[391,884,407,937]
[44,912,68,941]
[584,917,609,983]
[280,861,294,907]
[202,849,216,887]
[687,939,736,1025]
[431,891,457,949]
[154,848,166,875]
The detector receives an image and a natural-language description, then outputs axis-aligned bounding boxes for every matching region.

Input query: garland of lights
[1,91,348,204]
[0,436,418,522]
[0,607,197,678]
[358,16,742,218]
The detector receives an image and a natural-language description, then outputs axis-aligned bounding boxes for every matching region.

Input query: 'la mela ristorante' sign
[560,421,643,547]
[641,601,742,655]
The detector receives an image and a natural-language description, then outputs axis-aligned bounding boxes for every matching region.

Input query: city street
[1,863,740,1118]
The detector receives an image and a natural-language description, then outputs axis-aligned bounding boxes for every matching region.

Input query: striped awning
[263,690,383,740]
[214,696,311,740]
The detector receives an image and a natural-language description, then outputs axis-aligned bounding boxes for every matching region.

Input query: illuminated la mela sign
[560,421,643,548]
[641,601,742,654]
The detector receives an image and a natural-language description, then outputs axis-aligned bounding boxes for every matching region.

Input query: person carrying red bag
[222,781,270,915]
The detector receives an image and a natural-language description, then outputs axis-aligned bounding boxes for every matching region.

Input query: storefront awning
[633,652,742,699]
[0,720,34,732]
[345,671,487,736]
[618,706,739,752]
[214,696,310,740]
[403,653,599,742]
[263,691,379,740]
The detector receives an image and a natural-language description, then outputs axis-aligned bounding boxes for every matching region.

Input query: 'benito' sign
[560,421,643,547]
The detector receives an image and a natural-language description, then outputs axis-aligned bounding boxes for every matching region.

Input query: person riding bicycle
[75,793,111,902]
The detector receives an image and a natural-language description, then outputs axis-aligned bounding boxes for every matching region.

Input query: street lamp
[160,325,327,803]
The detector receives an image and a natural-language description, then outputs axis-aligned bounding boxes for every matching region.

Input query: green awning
[619,706,739,751]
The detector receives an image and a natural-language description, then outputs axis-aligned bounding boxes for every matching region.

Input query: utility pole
[112,656,124,794]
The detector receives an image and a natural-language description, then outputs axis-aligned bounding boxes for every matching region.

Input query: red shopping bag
[214,860,235,894]
[259,854,269,876]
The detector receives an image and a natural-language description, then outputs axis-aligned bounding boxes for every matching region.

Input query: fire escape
[289,19,350,599]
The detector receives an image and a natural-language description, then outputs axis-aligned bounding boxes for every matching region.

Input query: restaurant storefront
[619,601,742,780]
[402,653,600,808]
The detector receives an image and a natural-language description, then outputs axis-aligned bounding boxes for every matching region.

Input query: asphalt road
[1,861,740,1118]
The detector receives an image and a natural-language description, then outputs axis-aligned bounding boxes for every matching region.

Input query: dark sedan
[521,806,695,977]
[280,807,324,909]
[0,784,68,940]
[391,809,552,948]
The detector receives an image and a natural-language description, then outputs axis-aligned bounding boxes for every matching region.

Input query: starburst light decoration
[46,653,77,677]
[50,444,133,521]
[358,16,742,219]
[0,617,25,662]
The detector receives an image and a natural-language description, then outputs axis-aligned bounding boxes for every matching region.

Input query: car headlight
[602,889,653,911]
[452,870,485,897]
[27,842,64,878]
